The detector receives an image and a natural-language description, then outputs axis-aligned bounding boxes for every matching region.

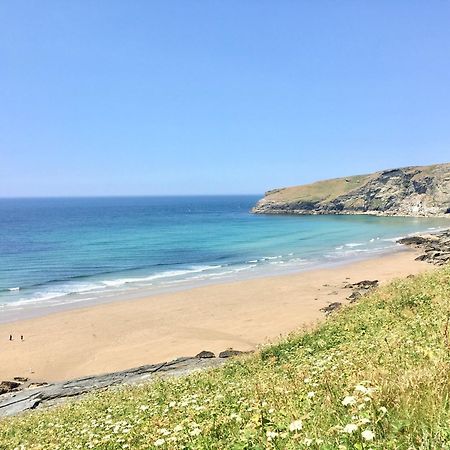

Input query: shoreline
[0,247,431,383]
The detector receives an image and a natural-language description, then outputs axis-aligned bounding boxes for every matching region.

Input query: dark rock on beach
[195,350,215,359]
[347,291,362,303]
[13,377,28,383]
[0,381,21,395]
[343,279,379,303]
[219,349,247,358]
[320,302,342,315]
[344,280,379,290]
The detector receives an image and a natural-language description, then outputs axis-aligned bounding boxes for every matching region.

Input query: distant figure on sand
[9,335,12,341]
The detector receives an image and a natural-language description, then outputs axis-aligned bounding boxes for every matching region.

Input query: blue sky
[1,1,450,197]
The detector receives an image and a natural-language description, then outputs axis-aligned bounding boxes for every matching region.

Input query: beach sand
[0,249,430,383]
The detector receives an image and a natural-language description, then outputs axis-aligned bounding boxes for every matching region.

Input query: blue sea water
[0,196,448,321]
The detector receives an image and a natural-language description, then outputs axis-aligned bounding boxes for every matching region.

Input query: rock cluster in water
[397,230,450,265]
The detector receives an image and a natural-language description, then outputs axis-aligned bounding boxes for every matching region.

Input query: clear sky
[1,1,450,197]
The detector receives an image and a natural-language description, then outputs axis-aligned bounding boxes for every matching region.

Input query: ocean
[0,196,448,322]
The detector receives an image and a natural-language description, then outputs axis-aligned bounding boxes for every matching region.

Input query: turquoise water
[0,196,448,321]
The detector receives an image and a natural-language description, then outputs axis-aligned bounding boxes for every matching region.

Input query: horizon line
[0,193,263,200]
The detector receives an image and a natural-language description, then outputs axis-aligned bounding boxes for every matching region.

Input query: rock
[347,291,362,303]
[0,356,225,418]
[403,230,450,265]
[397,236,429,246]
[219,349,246,358]
[0,381,21,395]
[344,280,379,290]
[195,350,215,359]
[320,302,342,315]
[13,377,28,383]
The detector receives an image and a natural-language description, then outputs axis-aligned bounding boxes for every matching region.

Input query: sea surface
[0,196,448,322]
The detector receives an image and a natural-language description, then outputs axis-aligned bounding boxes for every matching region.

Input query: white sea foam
[101,265,222,287]
[345,242,364,248]
[8,287,20,291]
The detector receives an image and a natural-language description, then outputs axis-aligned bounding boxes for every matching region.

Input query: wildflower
[307,391,315,398]
[139,405,149,411]
[289,419,303,432]
[354,384,369,395]
[361,429,375,441]
[189,428,201,437]
[342,396,356,406]
[230,413,242,422]
[303,438,313,446]
[266,430,278,440]
[168,401,176,408]
[343,423,358,434]
[379,406,387,414]
[304,378,311,384]
[158,428,171,436]
[154,438,165,446]
[174,425,183,432]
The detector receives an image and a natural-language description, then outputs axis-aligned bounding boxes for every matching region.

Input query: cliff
[252,163,450,217]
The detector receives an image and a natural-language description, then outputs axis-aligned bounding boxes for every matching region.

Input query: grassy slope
[1,267,450,449]
[264,174,373,204]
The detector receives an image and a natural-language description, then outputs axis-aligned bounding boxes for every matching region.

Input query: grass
[1,266,450,449]
[264,174,373,204]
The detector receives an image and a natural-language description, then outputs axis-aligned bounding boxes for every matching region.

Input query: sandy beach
[0,249,430,383]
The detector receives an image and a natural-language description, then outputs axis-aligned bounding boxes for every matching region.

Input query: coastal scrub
[1,266,450,449]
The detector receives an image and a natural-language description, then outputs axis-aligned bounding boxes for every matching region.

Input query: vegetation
[1,266,450,449]
[264,174,373,204]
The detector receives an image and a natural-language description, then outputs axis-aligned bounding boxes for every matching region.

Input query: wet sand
[0,249,430,382]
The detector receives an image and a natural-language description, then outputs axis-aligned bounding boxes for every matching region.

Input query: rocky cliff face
[252,163,450,217]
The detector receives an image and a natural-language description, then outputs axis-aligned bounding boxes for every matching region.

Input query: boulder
[13,377,28,383]
[195,350,215,359]
[219,349,246,358]
[0,381,21,395]
[347,291,362,303]
[344,280,378,290]
[320,302,342,315]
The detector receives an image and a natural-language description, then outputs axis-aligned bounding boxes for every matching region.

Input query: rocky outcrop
[0,348,255,418]
[320,302,342,315]
[253,163,450,217]
[397,230,450,265]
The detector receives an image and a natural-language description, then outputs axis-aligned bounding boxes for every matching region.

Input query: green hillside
[264,173,373,204]
[1,267,450,449]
